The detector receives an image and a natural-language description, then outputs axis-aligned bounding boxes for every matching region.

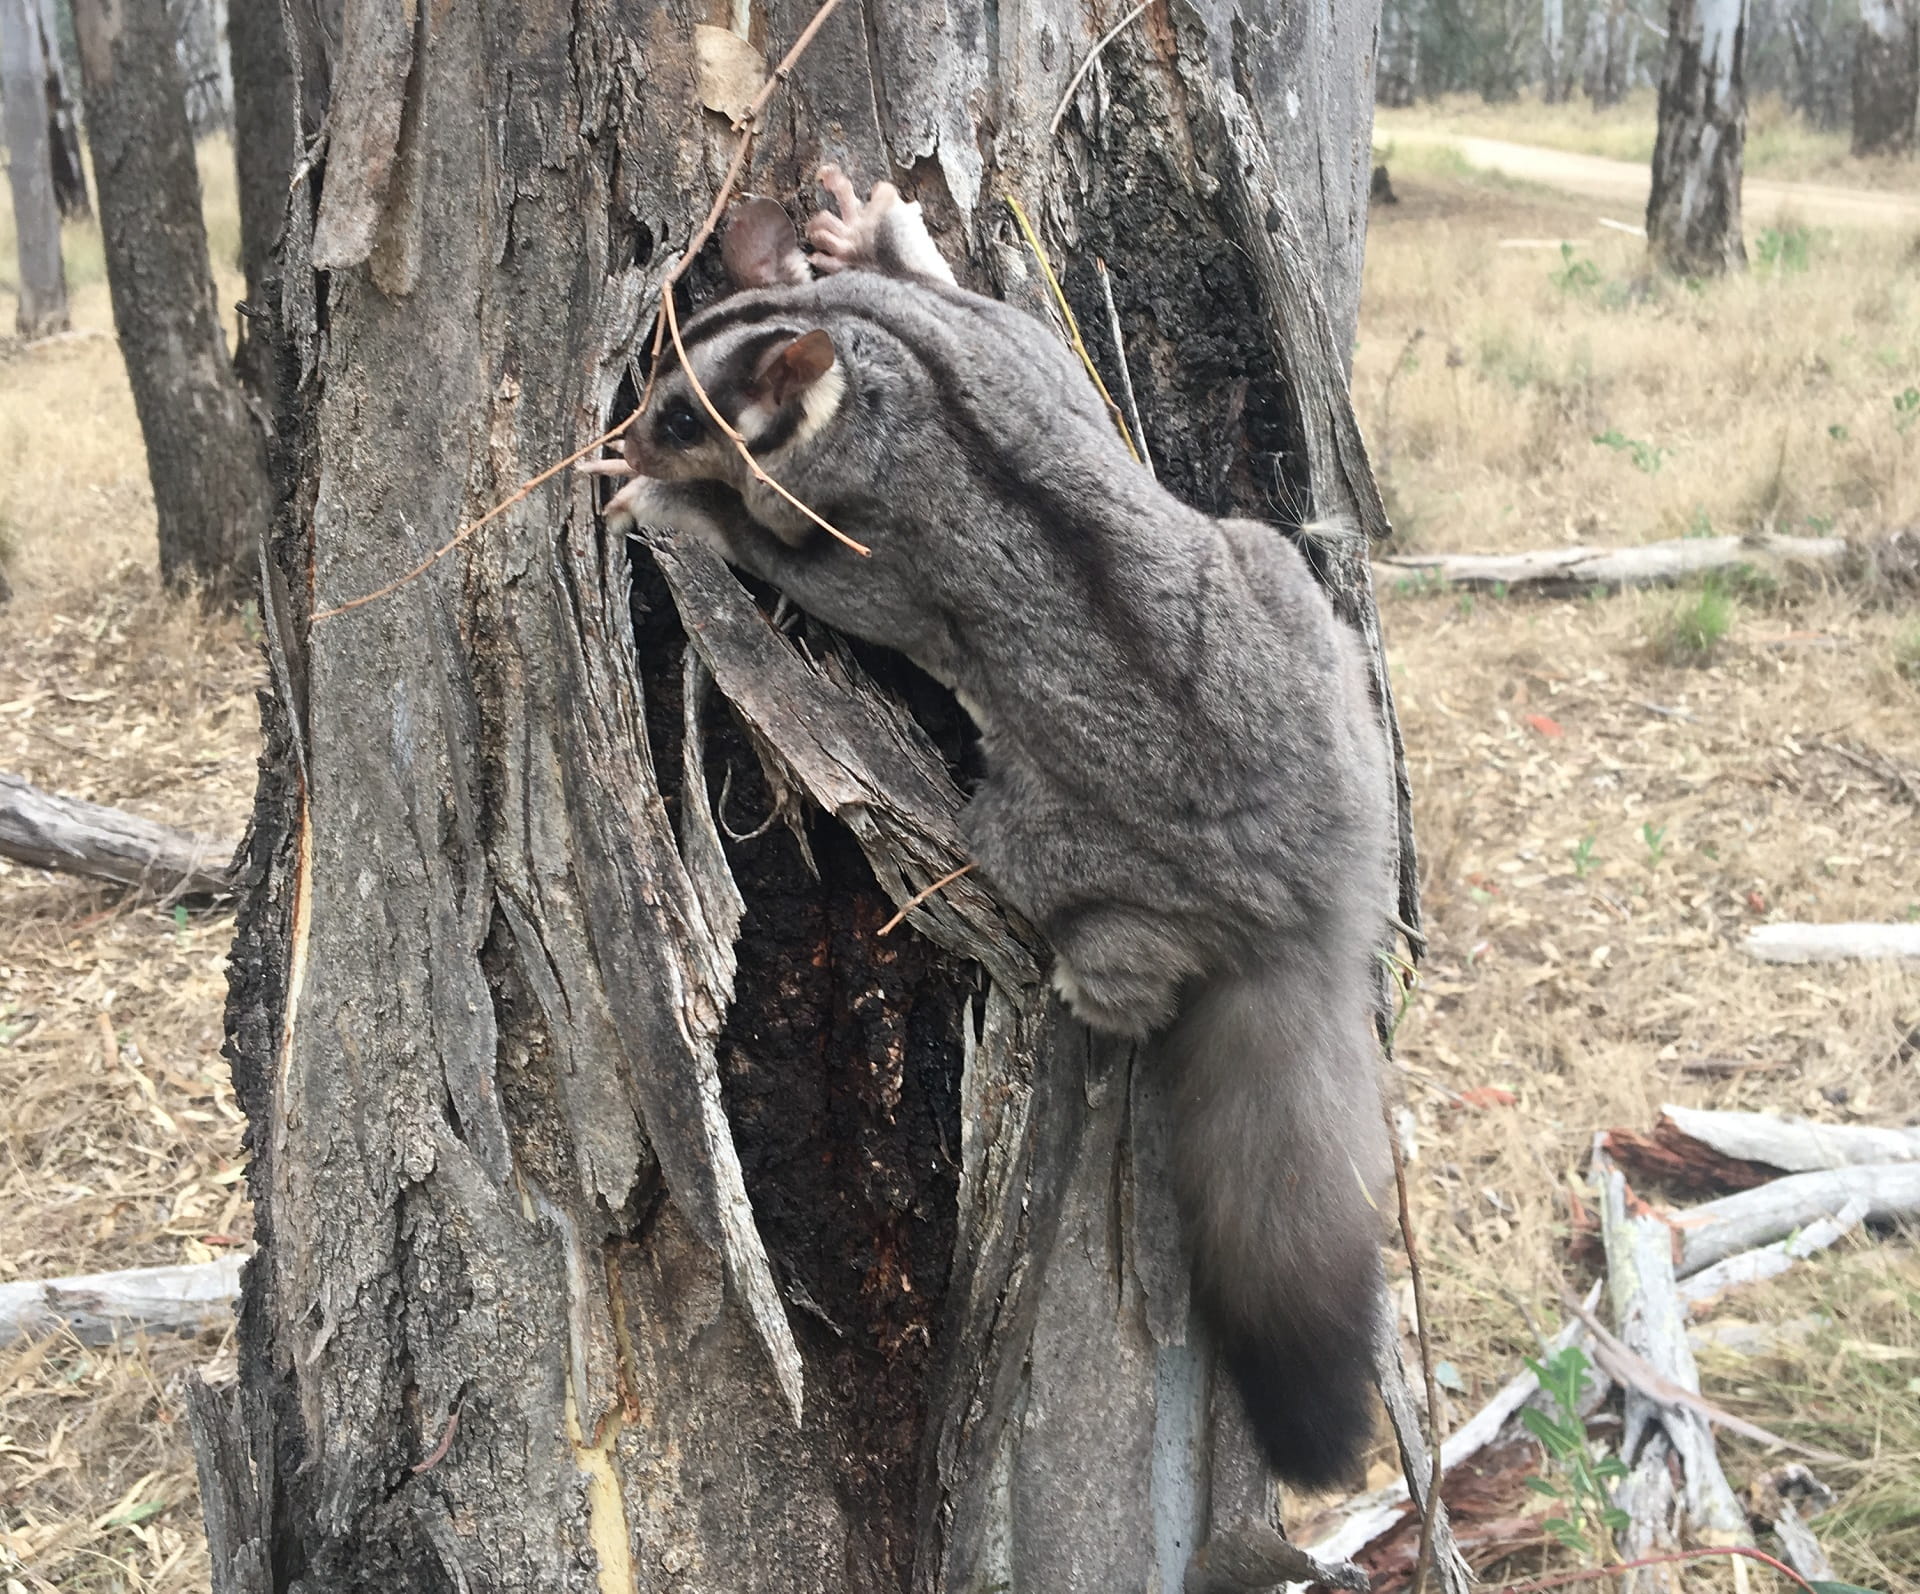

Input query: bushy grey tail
[1155,937,1389,1489]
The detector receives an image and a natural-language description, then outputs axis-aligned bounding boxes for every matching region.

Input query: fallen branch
[1679,1200,1865,1309]
[1607,1104,1920,1194]
[1678,1164,1920,1274]
[1748,1465,1837,1582]
[1593,1150,1754,1561]
[1603,1116,1779,1195]
[1742,922,1920,964]
[1661,1104,1920,1173]
[1561,1290,1841,1464]
[0,1254,246,1344]
[1379,533,1847,595]
[0,770,236,900]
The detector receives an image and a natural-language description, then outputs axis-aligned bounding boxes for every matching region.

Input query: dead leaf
[693,25,766,121]
[1457,1086,1518,1109]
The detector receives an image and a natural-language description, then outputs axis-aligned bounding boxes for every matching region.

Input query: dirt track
[1383,127,1920,232]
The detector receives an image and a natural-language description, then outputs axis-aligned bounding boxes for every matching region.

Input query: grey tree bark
[1648,0,1749,274]
[225,0,293,396]
[32,0,87,218]
[1,0,69,336]
[1851,0,1918,153]
[1544,0,1569,98]
[168,0,231,135]
[71,0,268,602]
[196,4,1431,1592]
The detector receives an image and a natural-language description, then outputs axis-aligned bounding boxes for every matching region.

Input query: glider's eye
[659,401,704,447]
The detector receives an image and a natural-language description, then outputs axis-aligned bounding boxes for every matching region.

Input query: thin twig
[1048,1,1151,135]
[1557,1288,1844,1462]
[1386,1102,1445,1594]
[716,764,783,843]
[311,418,633,622]
[661,291,870,555]
[1491,1545,1820,1594]
[411,1389,468,1475]
[1094,258,1153,479]
[1004,195,1140,462]
[877,861,976,936]
[309,0,852,622]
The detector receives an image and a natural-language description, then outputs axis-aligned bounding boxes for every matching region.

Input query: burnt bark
[1852,0,1918,154]
[1648,0,1749,274]
[198,3,1427,1591]
[1,0,69,336]
[71,0,269,602]
[33,0,88,218]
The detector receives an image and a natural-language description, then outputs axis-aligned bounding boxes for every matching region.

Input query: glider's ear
[721,196,812,288]
[750,329,838,407]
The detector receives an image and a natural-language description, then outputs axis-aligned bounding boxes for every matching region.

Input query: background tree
[193,2,1438,1591]
[32,0,87,218]
[70,0,267,601]
[1544,0,1571,97]
[1851,0,1918,151]
[1,0,69,335]
[1762,0,1854,129]
[1648,0,1750,273]
[168,0,231,136]
[224,0,294,397]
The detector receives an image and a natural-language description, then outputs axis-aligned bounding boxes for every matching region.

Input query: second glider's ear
[752,330,838,407]
[722,196,812,288]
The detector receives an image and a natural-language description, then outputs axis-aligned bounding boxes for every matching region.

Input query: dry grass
[2,125,1917,1593]
[1377,89,1920,189]
[1361,159,1920,1590]
[1357,168,1920,554]
[1,141,258,1594]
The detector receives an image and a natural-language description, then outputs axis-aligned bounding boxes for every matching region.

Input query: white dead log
[1679,1165,1920,1275]
[1679,1201,1865,1308]
[1596,1150,1753,1564]
[1663,1104,1920,1172]
[1378,532,1847,594]
[1741,923,1920,964]
[1302,1285,1610,1568]
[0,1254,246,1344]
[0,770,236,899]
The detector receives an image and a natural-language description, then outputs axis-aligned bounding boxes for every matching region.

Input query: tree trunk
[168,0,231,135]
[1544,0,1568,98]
[1852,0,1919,153]
[1648,0,1749,274]
[1,0,70,336]
[225,0,294,396]
[71,0,268,603]
[1381,0,1423,104]
[33,0,88,219]
[198,4,1426,1591]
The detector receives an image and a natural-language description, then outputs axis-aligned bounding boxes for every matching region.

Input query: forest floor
[1,135,1916,1592]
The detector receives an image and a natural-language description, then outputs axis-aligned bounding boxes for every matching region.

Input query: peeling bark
[200,3,1420,1590]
